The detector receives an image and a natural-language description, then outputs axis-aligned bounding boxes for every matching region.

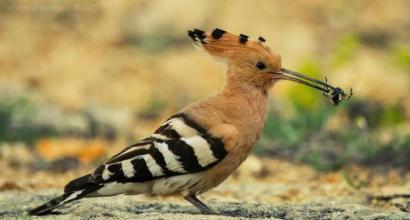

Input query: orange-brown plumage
[29,28,351,216]
[179,29,282,197]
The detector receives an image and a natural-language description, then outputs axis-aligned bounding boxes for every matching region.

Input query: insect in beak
[270,68,353,105]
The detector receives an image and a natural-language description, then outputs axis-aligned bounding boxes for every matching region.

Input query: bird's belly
[199,143,255,190]
[151,145,254,197]
[92,182,152,197]
[88,175,201,198]
[151,173,206,196]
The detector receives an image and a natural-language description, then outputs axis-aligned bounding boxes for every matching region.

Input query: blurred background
[0,0,409,205]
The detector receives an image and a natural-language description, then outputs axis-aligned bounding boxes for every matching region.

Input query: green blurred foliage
[331,34,360,68]
[0,96,57,144]
[139,96,167,120]
[377,104,406,127]
[348,100,406,129]
[257,99,410,171]
[304,148,347,172]
[287,60,323,110]
[391,43,410,70]
[260,104,333,149]
[128,26,184,53]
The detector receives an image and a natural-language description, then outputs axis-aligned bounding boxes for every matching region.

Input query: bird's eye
[256,61,266,70]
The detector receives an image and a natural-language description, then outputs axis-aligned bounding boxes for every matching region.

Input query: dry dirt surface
[0,190,408,220]
[1,158,409,219]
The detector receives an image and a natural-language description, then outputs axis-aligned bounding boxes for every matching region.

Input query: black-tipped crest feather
[188,28,207,44]
[239,34,249,44]
[211,28,225,39]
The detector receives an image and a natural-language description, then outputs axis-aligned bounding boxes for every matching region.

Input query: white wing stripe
[151,133,169,140]
[122,159,135,178]
[181,136,217,167]
[168,118,199,137]
[62,190,84,203]
[140,154,164,177]
[154,141,186,173]
[113,144,150,161]
[102,165,113,180]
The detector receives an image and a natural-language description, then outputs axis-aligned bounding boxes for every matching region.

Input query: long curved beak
[271,68,353,105]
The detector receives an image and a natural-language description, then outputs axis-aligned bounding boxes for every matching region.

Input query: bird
[29,28,349,216]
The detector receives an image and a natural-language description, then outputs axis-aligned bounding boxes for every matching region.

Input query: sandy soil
[0,157,408,219]
[1,189,409,220]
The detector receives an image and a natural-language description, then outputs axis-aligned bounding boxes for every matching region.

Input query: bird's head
[188,28,352,105]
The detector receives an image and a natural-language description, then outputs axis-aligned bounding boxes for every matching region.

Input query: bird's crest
[187,28,271,61]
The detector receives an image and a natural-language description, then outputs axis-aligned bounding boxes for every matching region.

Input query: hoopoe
[29,28,351,216]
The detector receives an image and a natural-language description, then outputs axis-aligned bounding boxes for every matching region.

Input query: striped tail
[28,192,79,216]
[29,174,102,216]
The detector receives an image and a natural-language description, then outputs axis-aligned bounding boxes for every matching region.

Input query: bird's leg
[184,195,217,215]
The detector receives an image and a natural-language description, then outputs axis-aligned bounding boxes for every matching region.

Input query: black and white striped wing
[91,113,228,184]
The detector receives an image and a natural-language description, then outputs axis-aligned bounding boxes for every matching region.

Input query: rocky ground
[0,158,409,220]
[1,190,409,220]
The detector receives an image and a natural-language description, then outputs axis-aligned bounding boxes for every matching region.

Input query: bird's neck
[219,77,269,123]
[199,77,268,152]
[183,68,271,145]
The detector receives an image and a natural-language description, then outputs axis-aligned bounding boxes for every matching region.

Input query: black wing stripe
[166,139,203,172]
[91,165,105,182]
[148,144,179,176]
[91,113,228,184]
[152,141,187,173]
[178,113,207,134]
[107,148,150,164]
[155,126,181,139]
[158,113,227,171]
[160,115,200,137]
[106,141,152,164]
[178,113,228,159]
[106,163,127,183]
[206,136,227,159]
[129,158,153,182]
[100,157,157,183]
